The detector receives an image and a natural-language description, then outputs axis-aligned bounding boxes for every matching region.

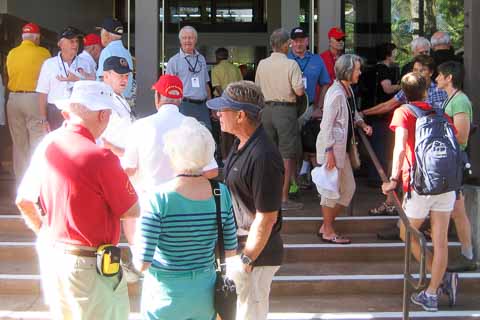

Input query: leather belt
[11,91,36,93]
[265,101,297,107]
[64,248,97,257]
[183,97,207,104]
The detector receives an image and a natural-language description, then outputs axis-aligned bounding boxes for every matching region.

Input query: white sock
[462,246,474,260]
[299,161,311,175]
[425,291,437,298]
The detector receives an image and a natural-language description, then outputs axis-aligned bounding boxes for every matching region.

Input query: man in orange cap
[79,33,103,72]
[123,74,218,195]
[6,22,51,183]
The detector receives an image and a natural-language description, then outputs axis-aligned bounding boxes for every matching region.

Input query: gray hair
[411,37,431,52]
[160,94,182,105]
[65,102,95,118]
[179,26,198,41]
[334,54,362,81]
[163,117,215,175]
[22,33,39,41]
[431,31,451,47]
[270,28,289,51]
[101,29,122,41]
[224,80,264,124]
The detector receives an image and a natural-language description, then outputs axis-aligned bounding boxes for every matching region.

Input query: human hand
[381,180,397,195]
[56,73,80,82]
[325,150,336,170]
[311,108,323,119]
[363,125,373,136]
[242,263,253,273]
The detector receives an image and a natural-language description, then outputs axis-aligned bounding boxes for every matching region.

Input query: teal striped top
[137,183,238,271]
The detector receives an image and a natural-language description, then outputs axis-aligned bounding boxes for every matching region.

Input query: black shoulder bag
[209,180,237,320]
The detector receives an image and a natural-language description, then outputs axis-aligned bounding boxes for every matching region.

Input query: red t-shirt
[39,123,138,247]
[315,49,337,105]
[389,102,455,192]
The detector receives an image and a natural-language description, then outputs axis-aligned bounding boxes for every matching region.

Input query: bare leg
[451,194,473,256]
[282,159,295,202]
[319,204,343,237]
[399,218,433,272]
[427,211,451,294]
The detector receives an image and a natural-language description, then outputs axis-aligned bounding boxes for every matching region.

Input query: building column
[464,0,480,180]
[280,0,300,32]
[317,0,342,53]
[134,0,159,117]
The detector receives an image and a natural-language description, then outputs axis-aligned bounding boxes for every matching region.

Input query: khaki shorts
[261,103,301,159]
[403,190,455,219]
[320,156,356,208]
[37,242,130,320]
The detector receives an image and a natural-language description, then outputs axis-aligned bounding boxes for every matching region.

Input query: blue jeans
[141,266,216,320]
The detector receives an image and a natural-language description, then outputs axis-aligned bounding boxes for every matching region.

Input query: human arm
[16,198,43,234]
[319,94,340,166]
[452,112,470,146]
[382,126,408,194]
[101,137,125,157]
[242,210,278,272]
[361,96,401,117]
[120,201,140,219]
[354,111,373,136]
[380,79,401,95]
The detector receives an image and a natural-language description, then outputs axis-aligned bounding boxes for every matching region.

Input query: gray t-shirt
[166,49,210,100]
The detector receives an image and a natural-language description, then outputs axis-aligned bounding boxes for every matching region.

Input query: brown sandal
[321,235,351,244]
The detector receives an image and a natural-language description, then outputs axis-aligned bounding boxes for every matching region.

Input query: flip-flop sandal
[321,235,351,244]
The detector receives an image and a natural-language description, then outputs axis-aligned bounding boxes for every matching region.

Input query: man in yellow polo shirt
[6,22,50,182]
[211,47,243,160]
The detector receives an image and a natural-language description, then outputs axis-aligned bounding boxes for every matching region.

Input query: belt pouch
[96,244,121,277]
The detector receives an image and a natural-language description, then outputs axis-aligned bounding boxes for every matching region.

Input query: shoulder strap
[209,179,226,273]
[405,104,430,118]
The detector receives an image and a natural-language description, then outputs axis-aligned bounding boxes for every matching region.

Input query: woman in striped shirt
[134,117,238,320]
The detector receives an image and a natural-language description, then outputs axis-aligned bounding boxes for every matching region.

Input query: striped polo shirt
[137,182,238,271]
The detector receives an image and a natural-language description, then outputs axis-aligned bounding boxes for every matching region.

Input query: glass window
[216,0,255,23]
[168,0,211,24]
[344,0,355,54]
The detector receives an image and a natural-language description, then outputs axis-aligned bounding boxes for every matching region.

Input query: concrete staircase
[0,176,479,319]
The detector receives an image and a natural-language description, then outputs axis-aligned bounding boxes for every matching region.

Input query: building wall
[2,0,113,34]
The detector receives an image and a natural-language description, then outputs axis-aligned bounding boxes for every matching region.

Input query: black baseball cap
[58,26,83,40]
[290,27,307,39]
[97,17,124,35]
[103,56,132,74]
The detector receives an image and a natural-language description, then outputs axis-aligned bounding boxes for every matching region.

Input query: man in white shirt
[123,74,218,195]
[100,56,135,155]
[79,33,102,72]
[36,26,94,131]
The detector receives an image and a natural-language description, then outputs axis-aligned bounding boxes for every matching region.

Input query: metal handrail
[357,129,428,320]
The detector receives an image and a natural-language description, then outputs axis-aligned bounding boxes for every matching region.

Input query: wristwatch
[240,253,253,266]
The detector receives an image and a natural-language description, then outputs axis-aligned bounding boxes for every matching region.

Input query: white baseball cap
[55,81,123,115]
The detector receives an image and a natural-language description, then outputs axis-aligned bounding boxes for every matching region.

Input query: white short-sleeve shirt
[101,94,134,148]
[36,53,95,105]
[78,50,97,73]
[122,104,217,193]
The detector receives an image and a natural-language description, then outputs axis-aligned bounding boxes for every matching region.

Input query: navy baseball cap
[97,17,124,35]
[59,26,83,40]
[207,92,262,117]
[291,27,307,39]
[103,56,132,74]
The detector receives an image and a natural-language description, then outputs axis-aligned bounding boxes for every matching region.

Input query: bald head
[431,31,451,51]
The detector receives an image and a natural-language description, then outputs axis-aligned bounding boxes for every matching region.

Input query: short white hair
[163,117,215,174]
[178,26,198,41]
[22,33,39,41]
[101,28,122,41]
[411,37,431,52]
[431,31,451,47]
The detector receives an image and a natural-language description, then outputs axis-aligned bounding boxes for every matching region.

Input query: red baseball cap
[152,74,183,99]
[22,23,40,34]
[327,27,345,40]
[83,33,101,47]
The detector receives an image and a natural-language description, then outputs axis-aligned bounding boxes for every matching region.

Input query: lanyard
[115,94,136,122]
[58,54,78,78]
[441,89,459,110]
[297,55,311,74]
[185,55,201,74]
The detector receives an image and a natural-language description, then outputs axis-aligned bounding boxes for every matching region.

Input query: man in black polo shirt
[207,80,284,320]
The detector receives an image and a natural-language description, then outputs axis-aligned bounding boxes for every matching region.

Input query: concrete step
[0,239,463,263]
[1,272,479,296]
[0,293,479,319]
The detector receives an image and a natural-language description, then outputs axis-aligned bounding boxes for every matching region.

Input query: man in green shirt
[436,61,476,272]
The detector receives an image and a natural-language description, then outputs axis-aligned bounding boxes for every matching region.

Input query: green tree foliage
[392,0,464,68]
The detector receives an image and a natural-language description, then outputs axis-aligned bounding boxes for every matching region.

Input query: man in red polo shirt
[382,73,458,312]
[320,27,345,85]
[16,80,139,320]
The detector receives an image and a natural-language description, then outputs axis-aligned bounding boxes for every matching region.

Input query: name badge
[302,76,307,89]
[191,77,200,88]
